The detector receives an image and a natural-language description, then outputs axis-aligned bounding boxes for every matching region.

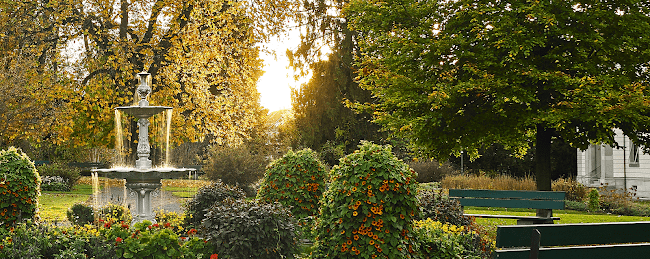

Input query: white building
[577,129,650,198]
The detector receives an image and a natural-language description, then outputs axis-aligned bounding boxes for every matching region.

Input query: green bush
[588,189,600,212]
[37,163,81,191]
[413,219,491,259]
[203,144,267,196]
[183,180,246,228]
[67,203,94,226]
[312,142,420,258]
[564,200,589,211]
[40,176,70,192]
[201,198,297,259]
[416,189,472,227]
[257,148,328,223]
[0,147,40,227]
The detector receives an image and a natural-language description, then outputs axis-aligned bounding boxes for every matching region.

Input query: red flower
[152,223,159,228]
[104,222,112,228]
[210,254,218,259]
[164,222,171,228]
[187,228,197,235]
[116,237,123,244]
[121,223,129,229]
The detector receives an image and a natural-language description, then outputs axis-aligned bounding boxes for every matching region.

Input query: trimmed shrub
[417,189,472,227]
[588,189,600,212]
[37,163,81,191]
[413,219,492,259]
[564,200,589,211]
[183,180,246,228]
[257,148,328,223]
[41,176,70,192]
[67,203,94,226]
[203,144,267,196]
[0,147,40,226]
[312,142,420,258]
[201,198,297,258]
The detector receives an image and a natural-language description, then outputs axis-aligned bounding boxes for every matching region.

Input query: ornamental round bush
[312,142,420,258]
[257,148,328,222]
[183,179,246,228]
[67,203,94,226]
[0,147,40,227]
[200,198,297,259]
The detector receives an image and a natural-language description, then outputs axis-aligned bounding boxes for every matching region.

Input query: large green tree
[347,0,650,194]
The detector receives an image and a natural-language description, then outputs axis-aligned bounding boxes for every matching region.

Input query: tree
[1,0,297,157]
[288,0,384,157]
[347,0,650,194]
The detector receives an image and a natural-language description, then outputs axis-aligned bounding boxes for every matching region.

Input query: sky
[257,32,304,113]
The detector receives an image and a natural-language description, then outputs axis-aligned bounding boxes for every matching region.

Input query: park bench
[493,221,650,259]
[448,189,565,225]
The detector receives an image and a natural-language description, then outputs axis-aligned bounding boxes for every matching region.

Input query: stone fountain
[93,72,195,224]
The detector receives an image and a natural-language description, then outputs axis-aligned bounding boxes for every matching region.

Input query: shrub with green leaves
[98,203,132,223]
[312,142,420,258]
[183,180,246,228]
[201,198,297,259]
[67,203,94,226]
[0,147,40,226]
[588,189,600,212]
[257,148,327,223]
[37,163,81,191]
[417,189,472,227]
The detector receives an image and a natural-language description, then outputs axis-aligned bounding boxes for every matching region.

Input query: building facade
[577,129,650,198]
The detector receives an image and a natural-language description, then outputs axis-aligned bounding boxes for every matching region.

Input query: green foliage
[257,149,328,223]
[203,144,267,196]
[413,219,492,259]
[183,180,246,228]
[588,189,600,212]
[347,0,650,192]
[67,203,94,226]
[416,190,472,227]
[0,222,118,259]
[0,147,40,226]
[312,142,419,258]
[564,200,589,212]
[200,198,297,259]
[37,163,81,191]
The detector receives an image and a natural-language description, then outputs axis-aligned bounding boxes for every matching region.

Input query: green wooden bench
[494,221,650,259]
[448,189,565,225]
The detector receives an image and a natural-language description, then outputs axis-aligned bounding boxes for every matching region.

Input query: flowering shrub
[413,219,494,259]
[201,198,297,259]
[183,180,246,228]
[312,142,420,258]
[416,189,472,227]
[98,203,132,223]
[0,147,40,227]
[257,148,327,223]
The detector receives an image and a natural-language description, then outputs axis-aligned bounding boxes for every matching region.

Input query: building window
[630,141,640,167]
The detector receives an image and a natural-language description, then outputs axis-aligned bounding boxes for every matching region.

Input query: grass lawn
[467,206,650,239]
[39,184,95,222]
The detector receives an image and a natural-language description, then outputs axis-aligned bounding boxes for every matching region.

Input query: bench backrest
[495,222,650,259]
[448,189,565,210]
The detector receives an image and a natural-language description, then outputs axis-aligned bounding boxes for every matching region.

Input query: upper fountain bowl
[117,106,172,119]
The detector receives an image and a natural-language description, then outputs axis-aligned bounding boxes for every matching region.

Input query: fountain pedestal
[92,72,195,224]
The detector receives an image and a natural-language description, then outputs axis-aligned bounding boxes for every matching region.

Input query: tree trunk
[536,124,553,218]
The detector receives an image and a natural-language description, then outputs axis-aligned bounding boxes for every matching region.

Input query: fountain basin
[117,106,172,119]
[93,168,196,183]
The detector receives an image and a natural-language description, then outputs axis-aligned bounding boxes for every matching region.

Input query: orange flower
[369,240,375,245]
